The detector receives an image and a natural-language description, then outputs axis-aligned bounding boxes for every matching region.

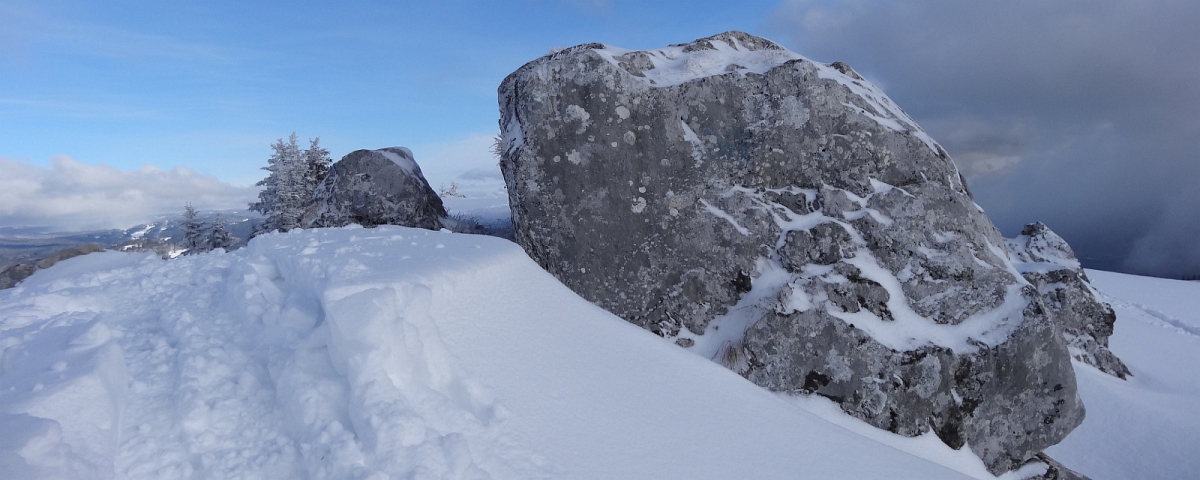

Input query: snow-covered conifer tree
[304,137,332,196]
[208,213,237,251]
[250,133,305,233]
[181,204,207,254]
[250,133,331,234]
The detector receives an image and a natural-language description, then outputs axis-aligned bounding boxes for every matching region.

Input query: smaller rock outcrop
[1007,222,1130,378]
[305,147,447,230]
[0,244,105,289]
[1030,453,1092,480]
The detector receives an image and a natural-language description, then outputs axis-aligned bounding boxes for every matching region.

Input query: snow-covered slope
[1,227,1197,479]
[0,226,969,479]
[1046,270,1200,479]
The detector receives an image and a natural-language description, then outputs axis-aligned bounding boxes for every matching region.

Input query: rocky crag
[498,31,1094,474]
[305,147,448,230]
[1007,222,1130,378]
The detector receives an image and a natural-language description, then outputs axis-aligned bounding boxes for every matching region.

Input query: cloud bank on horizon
[0,156,256,231]
[766,0,1200,278]
[0,135,506,233]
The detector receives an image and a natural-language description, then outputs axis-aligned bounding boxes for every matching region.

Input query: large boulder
[1008,222,1130,378]
[305,147,447,230]
[498,31,1083,474]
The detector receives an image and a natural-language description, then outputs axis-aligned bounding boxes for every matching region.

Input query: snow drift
[1,226,972,479]
[0,226,1198,479]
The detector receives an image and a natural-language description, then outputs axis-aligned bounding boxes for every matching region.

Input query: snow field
[1045,270,1200,479]
[2,227,1199,479]
[1,228,544,479]
[0,226,972,479]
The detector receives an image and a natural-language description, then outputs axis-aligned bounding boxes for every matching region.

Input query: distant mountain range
[0,210,261,269]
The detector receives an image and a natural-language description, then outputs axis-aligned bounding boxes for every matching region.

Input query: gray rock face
[499,31,1084,473]
[1007,222,1130,378]
[1030,453,1093,480]
[305,147,446,230]
[743,291,1081,473]
[0,263,37,290]
[0,244,105,289]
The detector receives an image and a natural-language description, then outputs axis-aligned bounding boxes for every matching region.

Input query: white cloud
[0,156,257,231]
[952,153,1023,179]
[411,133,505,194]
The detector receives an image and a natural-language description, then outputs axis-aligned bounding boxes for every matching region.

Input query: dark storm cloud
[765,0,1200,277]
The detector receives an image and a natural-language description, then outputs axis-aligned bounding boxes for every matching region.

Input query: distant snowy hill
[1,226,1197,479]
[116,210,259,246]
[0,227,130,265]
[0,211,259,263]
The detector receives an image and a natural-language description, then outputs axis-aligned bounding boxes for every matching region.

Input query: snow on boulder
[305,147,447,230]
[498,31,1082,474]
[1007,222,1130,378]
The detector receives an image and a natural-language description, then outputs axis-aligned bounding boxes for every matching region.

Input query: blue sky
[2,0,1199,278]
[1,0,779,185]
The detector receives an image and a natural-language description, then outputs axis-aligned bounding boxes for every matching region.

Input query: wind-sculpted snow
[3,227,1199,479]
[0,228,541,479]
[0,226,990,480]
[499,31,1083,474]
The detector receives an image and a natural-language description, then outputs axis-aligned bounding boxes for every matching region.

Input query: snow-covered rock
[498,31,1081,473]
[1008,223,1130,378]
[305,147,447,230]
[0,244,105,289]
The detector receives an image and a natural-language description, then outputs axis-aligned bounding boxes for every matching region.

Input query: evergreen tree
[304,137,332,196]
[181,203,206,254]
[208,213,237,251]
[249,133,331,234]
[250,133,305,232]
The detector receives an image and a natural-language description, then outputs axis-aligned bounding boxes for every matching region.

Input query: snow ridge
[0,228,545,479]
